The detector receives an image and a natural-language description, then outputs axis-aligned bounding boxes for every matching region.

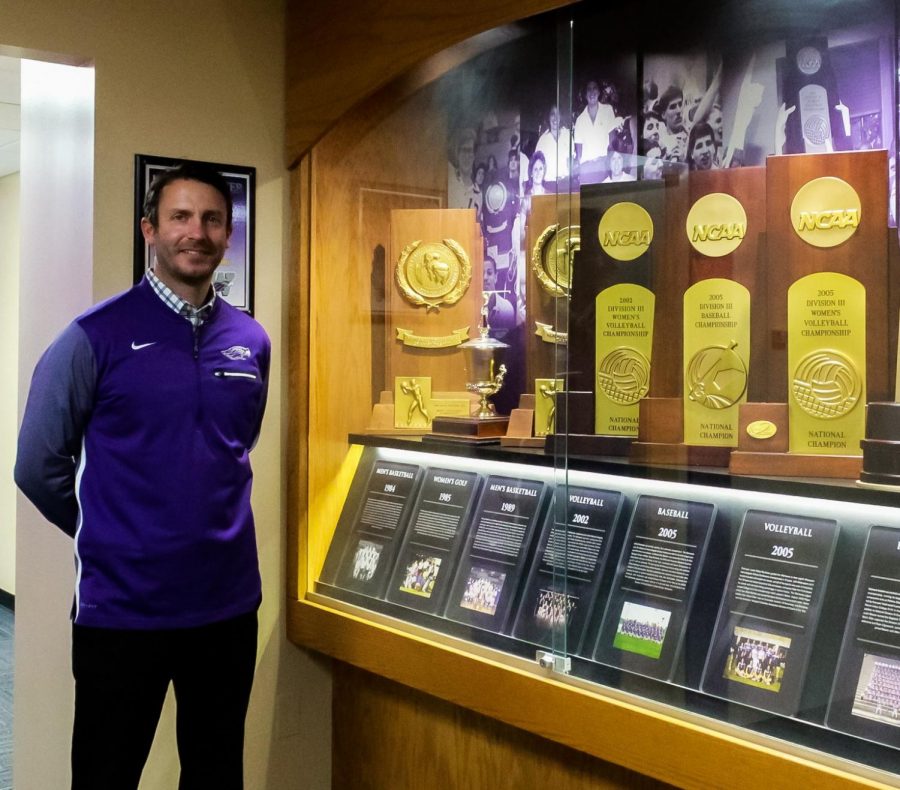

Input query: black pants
[71,611,258,790]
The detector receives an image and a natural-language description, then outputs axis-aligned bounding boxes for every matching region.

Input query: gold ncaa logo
[790,177,861,249]
[598,202,653,262]
[686,193,747,258]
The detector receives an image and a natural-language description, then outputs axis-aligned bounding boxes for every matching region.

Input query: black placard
[593,495,716,681]
[702,510,839,716]
[512,486,623,654]
[827,525,900,747]
[385,468,482,614]
[444,475,548,633]
[329,460,423,598]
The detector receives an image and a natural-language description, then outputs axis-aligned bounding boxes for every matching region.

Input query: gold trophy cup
[460,293,508,418]
[430,292,511,440]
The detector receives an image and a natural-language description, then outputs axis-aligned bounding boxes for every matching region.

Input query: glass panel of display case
[304,0,900,781]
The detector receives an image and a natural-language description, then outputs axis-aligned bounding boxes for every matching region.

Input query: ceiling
[0,56,20,178]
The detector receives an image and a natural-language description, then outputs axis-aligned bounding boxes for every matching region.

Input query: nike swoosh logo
[131,341,156,350]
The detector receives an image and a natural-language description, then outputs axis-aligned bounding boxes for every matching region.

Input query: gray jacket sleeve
[249,337,271,451]
[14,322,96,537]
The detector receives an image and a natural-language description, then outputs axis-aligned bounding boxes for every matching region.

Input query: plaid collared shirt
[146,269,215,328]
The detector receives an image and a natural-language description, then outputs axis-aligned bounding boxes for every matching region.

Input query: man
[657,85,687,161]
[448,127,477,209]
[15,161,270,789]
[658,86,685,136]
[641,146,665,180]
[640,111,663,155]
[603,139,636,182]
[574,79,623,176]
[688,122,716,170]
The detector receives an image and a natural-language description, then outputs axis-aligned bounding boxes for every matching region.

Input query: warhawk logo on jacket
[221,345,252,360]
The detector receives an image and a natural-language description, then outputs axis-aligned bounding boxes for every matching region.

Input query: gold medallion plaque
[597,202,653,262]
[535,378,564,436]
[788,272,865,454]
[747,420,777,440]
[531,224,580,297]
[683,279,750,446]
[595,284,655,436]
[394,376,433,429]
[685,193,747,258]
[790,177,861,249]
[395,239,472,310]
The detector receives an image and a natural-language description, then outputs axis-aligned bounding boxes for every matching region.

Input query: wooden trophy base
[543,391,634,457]
[363,402,431,436]
[425,415,510,445]
[627,397,731,467]
[729,452,862,480]
[728,403,862,478]
[364,390,475,436]
[630,442,733,468]
[501,394,545,449]
[545,434,633,457]
[363,402,430,436]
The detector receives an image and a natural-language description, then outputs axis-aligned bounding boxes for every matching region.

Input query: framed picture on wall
[133,154,256,314]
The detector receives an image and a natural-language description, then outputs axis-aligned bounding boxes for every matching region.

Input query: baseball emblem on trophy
[687,342,748,410]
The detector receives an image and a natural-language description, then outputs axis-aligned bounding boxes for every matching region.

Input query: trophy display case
[287,0,900,786]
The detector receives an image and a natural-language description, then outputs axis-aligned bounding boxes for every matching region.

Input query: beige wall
[3,2,331,788]
[0,171,18,596]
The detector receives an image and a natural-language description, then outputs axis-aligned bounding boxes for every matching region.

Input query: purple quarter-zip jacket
[15,278,270,629]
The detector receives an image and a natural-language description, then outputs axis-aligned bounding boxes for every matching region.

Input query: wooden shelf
[287,596,897,789]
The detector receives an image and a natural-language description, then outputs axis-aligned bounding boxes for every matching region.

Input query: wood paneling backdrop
[285,2,895,787]
[332,664,672,790]
[285,0,573,167]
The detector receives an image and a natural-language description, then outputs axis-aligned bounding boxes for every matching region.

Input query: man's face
[484,259,498,290]
[642,116,660,143]
[549,106,560,134]
[141,179,230,290]
[609,151,624,176]
[709,108,724,143]
[586,81,600,107]
[458,141,475,177]
[691,134,715,170]
[509,156,519,179]
[663,96,684,133]
[643,153,663,180]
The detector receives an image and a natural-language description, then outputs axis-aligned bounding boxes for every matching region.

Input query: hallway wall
[0,172,18,598]
[2,2,331,788]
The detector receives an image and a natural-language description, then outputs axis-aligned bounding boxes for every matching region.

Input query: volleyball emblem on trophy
[791,350,861,419]
[597,348,651,405]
